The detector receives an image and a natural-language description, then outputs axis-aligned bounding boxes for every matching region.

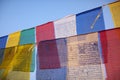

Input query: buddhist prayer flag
[109,1,120,28]
[76,7,105,35]
[12,44,34,72]
[100,28,120,80]
[38,40,60,69]
[0,47,17,80]
[36,22,55,44]
[0,47,16,69]
[6,31,21,48]
[19,28,35,45]
[66,32,104,80]
[54,15,77,38]
[0,1,120,80]
[0,35,8,49]
[0,44,34,80]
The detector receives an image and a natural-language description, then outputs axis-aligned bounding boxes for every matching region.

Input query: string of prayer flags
[0,1,119,80]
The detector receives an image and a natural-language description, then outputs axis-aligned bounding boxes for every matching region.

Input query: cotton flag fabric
[0,47,17,80]
[0,36,8,49]
[66,32,105,80]
[54,15,77,38]
[100,28,120,80]
[0,47,16,69]
[19,28,35,72]
[12,44,34,72]
[0,44,34,80]
[6,31,21,48]
[36,22,55,44]
[76,7,105,35]
[38,40,60,69]
[38,38,67,69]
[0,1,119,80]
[19,28,35,45]
[109,1,120,28]
[37,38,67,80]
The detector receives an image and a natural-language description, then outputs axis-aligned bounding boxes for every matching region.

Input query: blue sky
[0,0,117,37]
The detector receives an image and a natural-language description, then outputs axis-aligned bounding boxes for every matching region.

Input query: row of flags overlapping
[0,1,120,80]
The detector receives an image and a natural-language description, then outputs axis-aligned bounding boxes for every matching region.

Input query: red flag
[100,28,120,80]
[38,40,60,69]
[36,22,55,44]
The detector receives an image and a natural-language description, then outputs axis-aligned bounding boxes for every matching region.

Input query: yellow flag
[6,31,21,48]
[0,47,17,80]
[0,44,34,80]
[13,44,34,72]
[0,47,16,69]
[109,1,120,28]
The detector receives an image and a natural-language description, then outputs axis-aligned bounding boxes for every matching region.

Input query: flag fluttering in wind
[0,1,120,80]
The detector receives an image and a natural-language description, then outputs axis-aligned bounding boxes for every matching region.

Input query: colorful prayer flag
[38,40,60,69]
[36,22,55,44]
[12,44,34,72]
[6,31,21,48]
[100,28,120,80]
[76,7,105,35]
[109,1,120,28]
[54,15,77,38]
[19,28,35,45]
[66,32,105,80]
